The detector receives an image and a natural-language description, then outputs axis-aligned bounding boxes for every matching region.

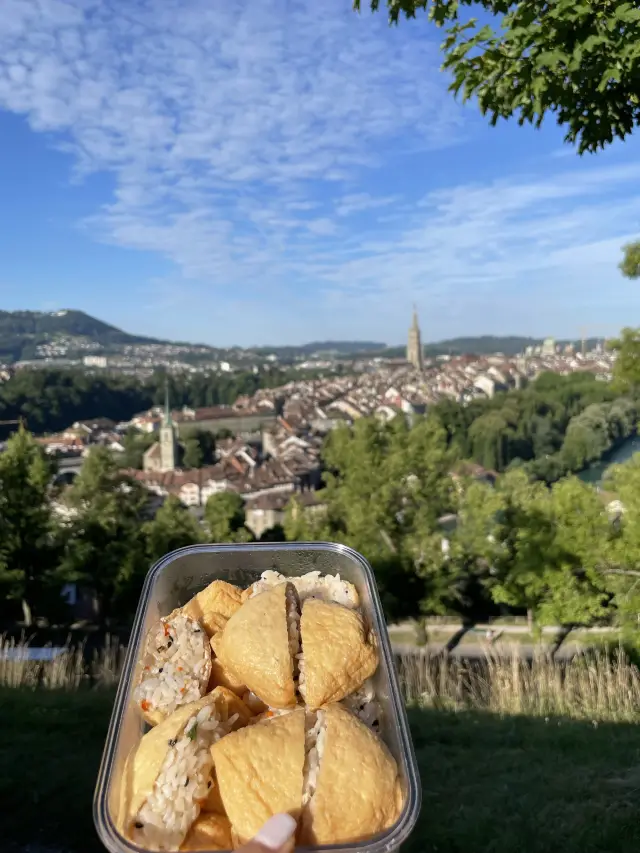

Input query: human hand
[237,813,297,853]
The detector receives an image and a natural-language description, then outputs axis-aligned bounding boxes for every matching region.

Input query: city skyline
[1,0,640,347]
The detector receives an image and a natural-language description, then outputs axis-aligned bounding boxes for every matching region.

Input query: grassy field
[404,708,640,853]
[0,689,113,853]
[3,686,640,853]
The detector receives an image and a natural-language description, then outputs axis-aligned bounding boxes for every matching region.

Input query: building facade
[407,306,424,371]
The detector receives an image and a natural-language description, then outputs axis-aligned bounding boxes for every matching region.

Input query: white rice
[250,570,359,609]
[341,678,381,734]
[132,704,236,851]
[301,710,326,807]
[134,615,209,719]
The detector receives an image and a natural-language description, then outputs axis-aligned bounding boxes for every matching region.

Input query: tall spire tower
[407,305,424,371]
[159,378,177,472]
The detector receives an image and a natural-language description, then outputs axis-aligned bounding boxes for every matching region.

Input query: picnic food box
[93,542,420,852]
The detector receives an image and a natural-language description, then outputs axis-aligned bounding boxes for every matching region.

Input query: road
[391,641,584,661]
[388,621,618,635]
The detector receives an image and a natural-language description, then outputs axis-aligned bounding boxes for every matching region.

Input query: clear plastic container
[94,542,421,852]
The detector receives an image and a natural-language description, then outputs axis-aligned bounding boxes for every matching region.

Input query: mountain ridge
[0,309,592,362]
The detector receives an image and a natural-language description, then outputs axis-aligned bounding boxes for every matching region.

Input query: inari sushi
[118,689,249,851]
[215,582,300,709]
[172,580,243,638]
[300,704,402,846]
[211,709,305,845]
[134,615,212,726]
[298,599,378,710]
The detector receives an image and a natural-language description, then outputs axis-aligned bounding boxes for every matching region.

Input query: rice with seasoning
[131,704,239,851]
[250,570,359,609]
[302,710,326,807]
[341,678,381,734]
[134,615,210,720]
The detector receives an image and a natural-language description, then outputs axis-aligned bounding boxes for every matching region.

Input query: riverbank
[578,433,640,486]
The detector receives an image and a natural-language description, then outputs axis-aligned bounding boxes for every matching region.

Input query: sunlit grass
[397,646,640,722]
[0,633,126,690]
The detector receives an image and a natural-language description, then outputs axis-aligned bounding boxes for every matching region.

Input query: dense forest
[431,372,635,482]
[0,367,316,436]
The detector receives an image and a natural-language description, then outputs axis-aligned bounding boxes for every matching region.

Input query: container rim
[93,541,421,853]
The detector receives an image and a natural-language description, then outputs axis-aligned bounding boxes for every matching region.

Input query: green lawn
[0,689,113,853]
[2,689,640,853]
[405,707,640,853]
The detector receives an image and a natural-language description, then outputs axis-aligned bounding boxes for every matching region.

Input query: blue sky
[1,0,640,347]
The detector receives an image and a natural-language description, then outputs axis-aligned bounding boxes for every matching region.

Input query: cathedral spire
[407,305,424,372]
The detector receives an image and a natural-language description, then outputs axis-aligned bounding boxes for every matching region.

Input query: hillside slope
[0,310,161,361]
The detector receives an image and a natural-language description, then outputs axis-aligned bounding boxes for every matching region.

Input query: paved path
[388,621,618,635]
[392,640,595,661]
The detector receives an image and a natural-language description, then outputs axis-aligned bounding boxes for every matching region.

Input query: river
[578,434,640,486]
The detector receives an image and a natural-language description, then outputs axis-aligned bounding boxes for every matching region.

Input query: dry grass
[396,646,640,722]
[0,633,126,690]
[4,633,640,725]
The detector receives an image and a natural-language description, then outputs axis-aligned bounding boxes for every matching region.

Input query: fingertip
[253,813,297,851]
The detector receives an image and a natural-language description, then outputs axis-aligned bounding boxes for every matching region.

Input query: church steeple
[163,378,172,425]
[159,378,177,472]
[412,303,419,329]
[407,305,424,371]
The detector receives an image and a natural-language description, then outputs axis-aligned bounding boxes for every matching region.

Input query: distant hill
[0,310,595,365]
[0,310,163,362]
[347,335,587,359]
[252,341,385,359]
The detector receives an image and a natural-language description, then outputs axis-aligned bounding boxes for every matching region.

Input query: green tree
[358,0,640,153]
[598,457,640,630]
[0,427,58,624]
[609,328,640,394]
[472,469,556,629]
[204,492,253,543]
[183,438,204,469]
[58,447,148,623]
[191,430,216,465]
[620,241,640,279]
[455,469,612,627]
[560,404,610,471]
[541,477,611,625]
[288,416,457,620]
[144,495,204,563]
[468,411,509,471]
[119,429,157,469]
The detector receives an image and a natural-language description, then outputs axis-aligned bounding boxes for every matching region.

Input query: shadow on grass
[405,706,640,853]
[0,689,115,853]
[3,689,640,853]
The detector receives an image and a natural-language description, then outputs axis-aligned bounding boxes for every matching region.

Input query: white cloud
[0,0,460,299]
[335,193,399,216]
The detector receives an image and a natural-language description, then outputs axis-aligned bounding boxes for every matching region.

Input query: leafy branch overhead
[620,241,640,279]
[355,0,640,153]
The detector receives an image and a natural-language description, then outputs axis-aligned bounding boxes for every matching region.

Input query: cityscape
[17,307,616,540]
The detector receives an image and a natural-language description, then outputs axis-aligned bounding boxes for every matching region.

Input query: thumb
[237,814,298,853]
